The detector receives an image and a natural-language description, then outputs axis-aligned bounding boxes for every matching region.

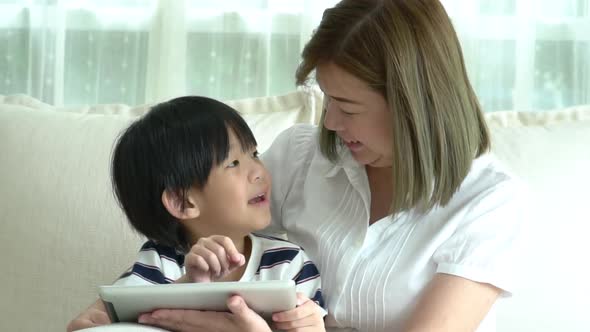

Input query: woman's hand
[181,235,245,283]
[272,293,326,332]
[66,299,111,331]
[138,295,272,332]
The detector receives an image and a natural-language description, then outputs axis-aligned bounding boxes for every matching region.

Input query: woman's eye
[252,150,260,159]
[227,160,240,168]
[341,109,355,116]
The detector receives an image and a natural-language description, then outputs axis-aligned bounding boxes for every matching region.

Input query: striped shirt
[115,233,325,310]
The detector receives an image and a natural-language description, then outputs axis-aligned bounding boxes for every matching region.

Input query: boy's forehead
[226,126,256,153]
[227,129,241,151]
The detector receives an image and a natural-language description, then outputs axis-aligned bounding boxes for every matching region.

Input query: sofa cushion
[486,106,590,332]
[0,91,320,332]
[0,104,143,332]
[1,92,589,332]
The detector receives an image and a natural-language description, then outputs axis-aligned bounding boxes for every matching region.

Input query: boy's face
[189,130,271,238]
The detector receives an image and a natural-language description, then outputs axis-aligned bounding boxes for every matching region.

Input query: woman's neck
[366,166,394,224]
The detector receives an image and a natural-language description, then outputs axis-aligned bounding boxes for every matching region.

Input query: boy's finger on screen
[203,241,230,272]
[213,236,242,260]
[202,250,222,276]
[194,255,210,272]
[230,253,245,266]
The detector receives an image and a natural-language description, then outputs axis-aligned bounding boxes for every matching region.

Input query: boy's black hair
[111,96,257,252]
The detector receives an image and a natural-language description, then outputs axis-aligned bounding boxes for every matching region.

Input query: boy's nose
[249,164,264,183]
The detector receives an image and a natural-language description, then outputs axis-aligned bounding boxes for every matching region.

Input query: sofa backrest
[0,91,321,332]
[1,92,589,332]
[484,107,590,332]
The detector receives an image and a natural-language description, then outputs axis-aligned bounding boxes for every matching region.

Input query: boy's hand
[271,293,326,332]
[66,300,111,331]
[182,235,245,283]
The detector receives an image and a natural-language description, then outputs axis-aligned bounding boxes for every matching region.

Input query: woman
[68,0,526,331]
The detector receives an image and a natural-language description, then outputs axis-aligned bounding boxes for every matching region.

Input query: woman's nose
[323,98,343,131]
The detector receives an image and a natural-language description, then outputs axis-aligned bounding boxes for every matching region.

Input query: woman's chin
[353,153,392,168]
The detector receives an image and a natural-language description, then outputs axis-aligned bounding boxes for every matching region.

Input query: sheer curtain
[0,0,337,106]
[445,0,590,111]
[0,0,588,111]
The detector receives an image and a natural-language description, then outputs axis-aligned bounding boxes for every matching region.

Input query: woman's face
[317,62,394,168]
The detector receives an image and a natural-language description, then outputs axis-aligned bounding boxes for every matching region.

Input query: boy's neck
[221,234,251,282]
[189,232,249,255]
[232,234,249,255]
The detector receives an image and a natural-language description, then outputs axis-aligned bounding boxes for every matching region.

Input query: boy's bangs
[207,116,257,167]
[227,117,258,153]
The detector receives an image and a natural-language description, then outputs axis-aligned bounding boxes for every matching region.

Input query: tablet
[79,322,168,331]
[99,280,297,323]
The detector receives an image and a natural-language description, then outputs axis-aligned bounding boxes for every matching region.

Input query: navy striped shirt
[115,233,325,310]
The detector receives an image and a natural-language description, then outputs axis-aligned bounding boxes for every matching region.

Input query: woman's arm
[67,296,272,332]
[66,299,110,331]
[402,273,502,332]
[406,178,527,332]
[138,295,272,332]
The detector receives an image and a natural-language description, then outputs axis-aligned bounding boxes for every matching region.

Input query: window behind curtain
[0,0,588,111]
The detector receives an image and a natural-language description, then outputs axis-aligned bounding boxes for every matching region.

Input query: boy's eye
[252,150,260,159]
[227,160,240,168]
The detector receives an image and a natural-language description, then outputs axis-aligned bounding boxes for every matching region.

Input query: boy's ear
[161,189,200,221]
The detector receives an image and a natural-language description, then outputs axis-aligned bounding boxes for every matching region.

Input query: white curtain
[0,0,588,111]
[445,0,590,111]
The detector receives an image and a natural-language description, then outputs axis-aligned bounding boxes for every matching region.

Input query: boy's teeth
[249,195,264,204]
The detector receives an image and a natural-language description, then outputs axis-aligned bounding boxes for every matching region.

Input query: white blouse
[262,124,528,332]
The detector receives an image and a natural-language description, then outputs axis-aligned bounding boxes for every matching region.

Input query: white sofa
[1,91,589,332]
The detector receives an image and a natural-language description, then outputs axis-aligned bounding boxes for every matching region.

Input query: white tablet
[99,280,297,323]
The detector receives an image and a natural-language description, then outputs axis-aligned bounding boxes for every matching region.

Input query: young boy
[67,96,325,332]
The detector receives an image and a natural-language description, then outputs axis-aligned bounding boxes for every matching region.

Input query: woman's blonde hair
[296,0,490,215]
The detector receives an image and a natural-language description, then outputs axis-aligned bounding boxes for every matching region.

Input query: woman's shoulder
[429,154,530,296]
[465,153,525,190]
[270,123,318,151]
[448,153,528,213]
[262,124,320,172]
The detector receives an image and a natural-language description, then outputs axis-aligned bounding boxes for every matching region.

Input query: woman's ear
[161,189,200,221]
